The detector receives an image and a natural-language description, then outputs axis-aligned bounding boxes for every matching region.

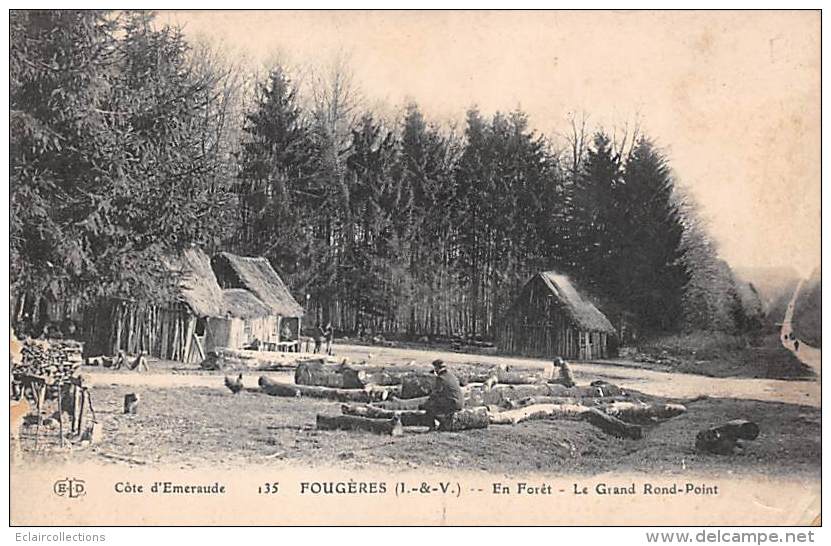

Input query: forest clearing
[12,331,820,478]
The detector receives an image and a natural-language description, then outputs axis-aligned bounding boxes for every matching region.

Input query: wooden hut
[204,289,275,352]
[210,252,305,349]
[496,271,616,360]
[84,248,224,363]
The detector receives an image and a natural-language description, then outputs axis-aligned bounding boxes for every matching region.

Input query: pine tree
[236,67,319,281]
[615,138,689,332]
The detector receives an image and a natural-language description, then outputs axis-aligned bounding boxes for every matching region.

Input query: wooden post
[57,384,64,447]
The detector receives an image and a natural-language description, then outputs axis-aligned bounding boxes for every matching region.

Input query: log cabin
[496,271,616,360]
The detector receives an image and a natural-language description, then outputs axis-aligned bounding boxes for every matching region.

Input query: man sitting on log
[421,359,464,430]
[550,357,576,388]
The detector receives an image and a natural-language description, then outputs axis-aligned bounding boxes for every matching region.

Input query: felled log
[374,396,428,410]
[316,413,403,436]
[496,368,544,385]
[399,373,436,399]
[695,420,760,455]
[603,402,686,424]
[437,407,490,431]
[505,396,582,409]
[483,383,557,405]
[364,371,404,386]
[294,361,365,389]
[257,376,382,403]
[341,404,434,427]
[714,419,760,440]
[583,408,642,439]
[589,380,625,397]
[355,362,499,387]
[488,403,587,425]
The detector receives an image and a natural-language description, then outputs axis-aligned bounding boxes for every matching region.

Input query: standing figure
[421,360,464,431]
[324,323,334,356]
[313,324,324,354]
[794,340,800,352]
[281,322,294,352]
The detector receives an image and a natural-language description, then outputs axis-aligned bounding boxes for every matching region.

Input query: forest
[9,10,763,342]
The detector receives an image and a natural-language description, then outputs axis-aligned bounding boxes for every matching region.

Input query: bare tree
[558,110,589,175]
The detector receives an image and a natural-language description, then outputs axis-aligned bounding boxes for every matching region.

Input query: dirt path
[781,279,821,377]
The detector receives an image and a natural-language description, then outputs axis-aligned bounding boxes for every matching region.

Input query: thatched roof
[212,252,304,318]
[537,271,616,333]
[222,289,272,319]
[162,248,224,317]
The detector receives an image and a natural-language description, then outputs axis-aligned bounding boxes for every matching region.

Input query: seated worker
[421,359,464,430]
[551,356,576,388]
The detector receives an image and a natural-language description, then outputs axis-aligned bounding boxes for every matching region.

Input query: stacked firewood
[14,340,82,384]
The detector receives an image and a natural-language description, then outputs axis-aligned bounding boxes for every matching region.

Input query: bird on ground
[224,373,244,394]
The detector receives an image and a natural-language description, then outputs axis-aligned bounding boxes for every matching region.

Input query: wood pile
[14,339,82,386]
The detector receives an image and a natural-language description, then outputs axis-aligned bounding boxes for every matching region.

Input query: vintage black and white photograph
[7,9,821,526]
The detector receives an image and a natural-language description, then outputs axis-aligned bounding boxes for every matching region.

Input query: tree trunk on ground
[496,369,544,385]
[582,408,643,439]
[257,376,382,403]
[340,404,433,427]
[488,403,587,425]
[504,396,583,409]
[603,402,686,424]
[316,413,404,436]
[295,361,365,389]
[399,373,435,399]
[374,396,428,410]
[438,407,489,431]
[695,419,759,455]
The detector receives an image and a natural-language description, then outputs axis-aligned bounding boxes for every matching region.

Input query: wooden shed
[205,289,275,352]
[496,271,616,360]
[84,248,224,363]
[210,252,305,350]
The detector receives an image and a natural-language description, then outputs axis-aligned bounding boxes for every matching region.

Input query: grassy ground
[630,333,814,380]
[21,383,820,478]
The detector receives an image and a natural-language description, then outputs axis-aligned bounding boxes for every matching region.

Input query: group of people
[783,331,800,352]
[313,323,334,355]
[421,356,575,431]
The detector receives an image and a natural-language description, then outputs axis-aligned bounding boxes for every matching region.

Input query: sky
[159,10,821,276]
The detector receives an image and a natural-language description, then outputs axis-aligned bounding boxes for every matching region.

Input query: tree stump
[123,393,138,414]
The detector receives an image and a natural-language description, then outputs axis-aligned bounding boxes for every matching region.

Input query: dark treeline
[10,11,762,341]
